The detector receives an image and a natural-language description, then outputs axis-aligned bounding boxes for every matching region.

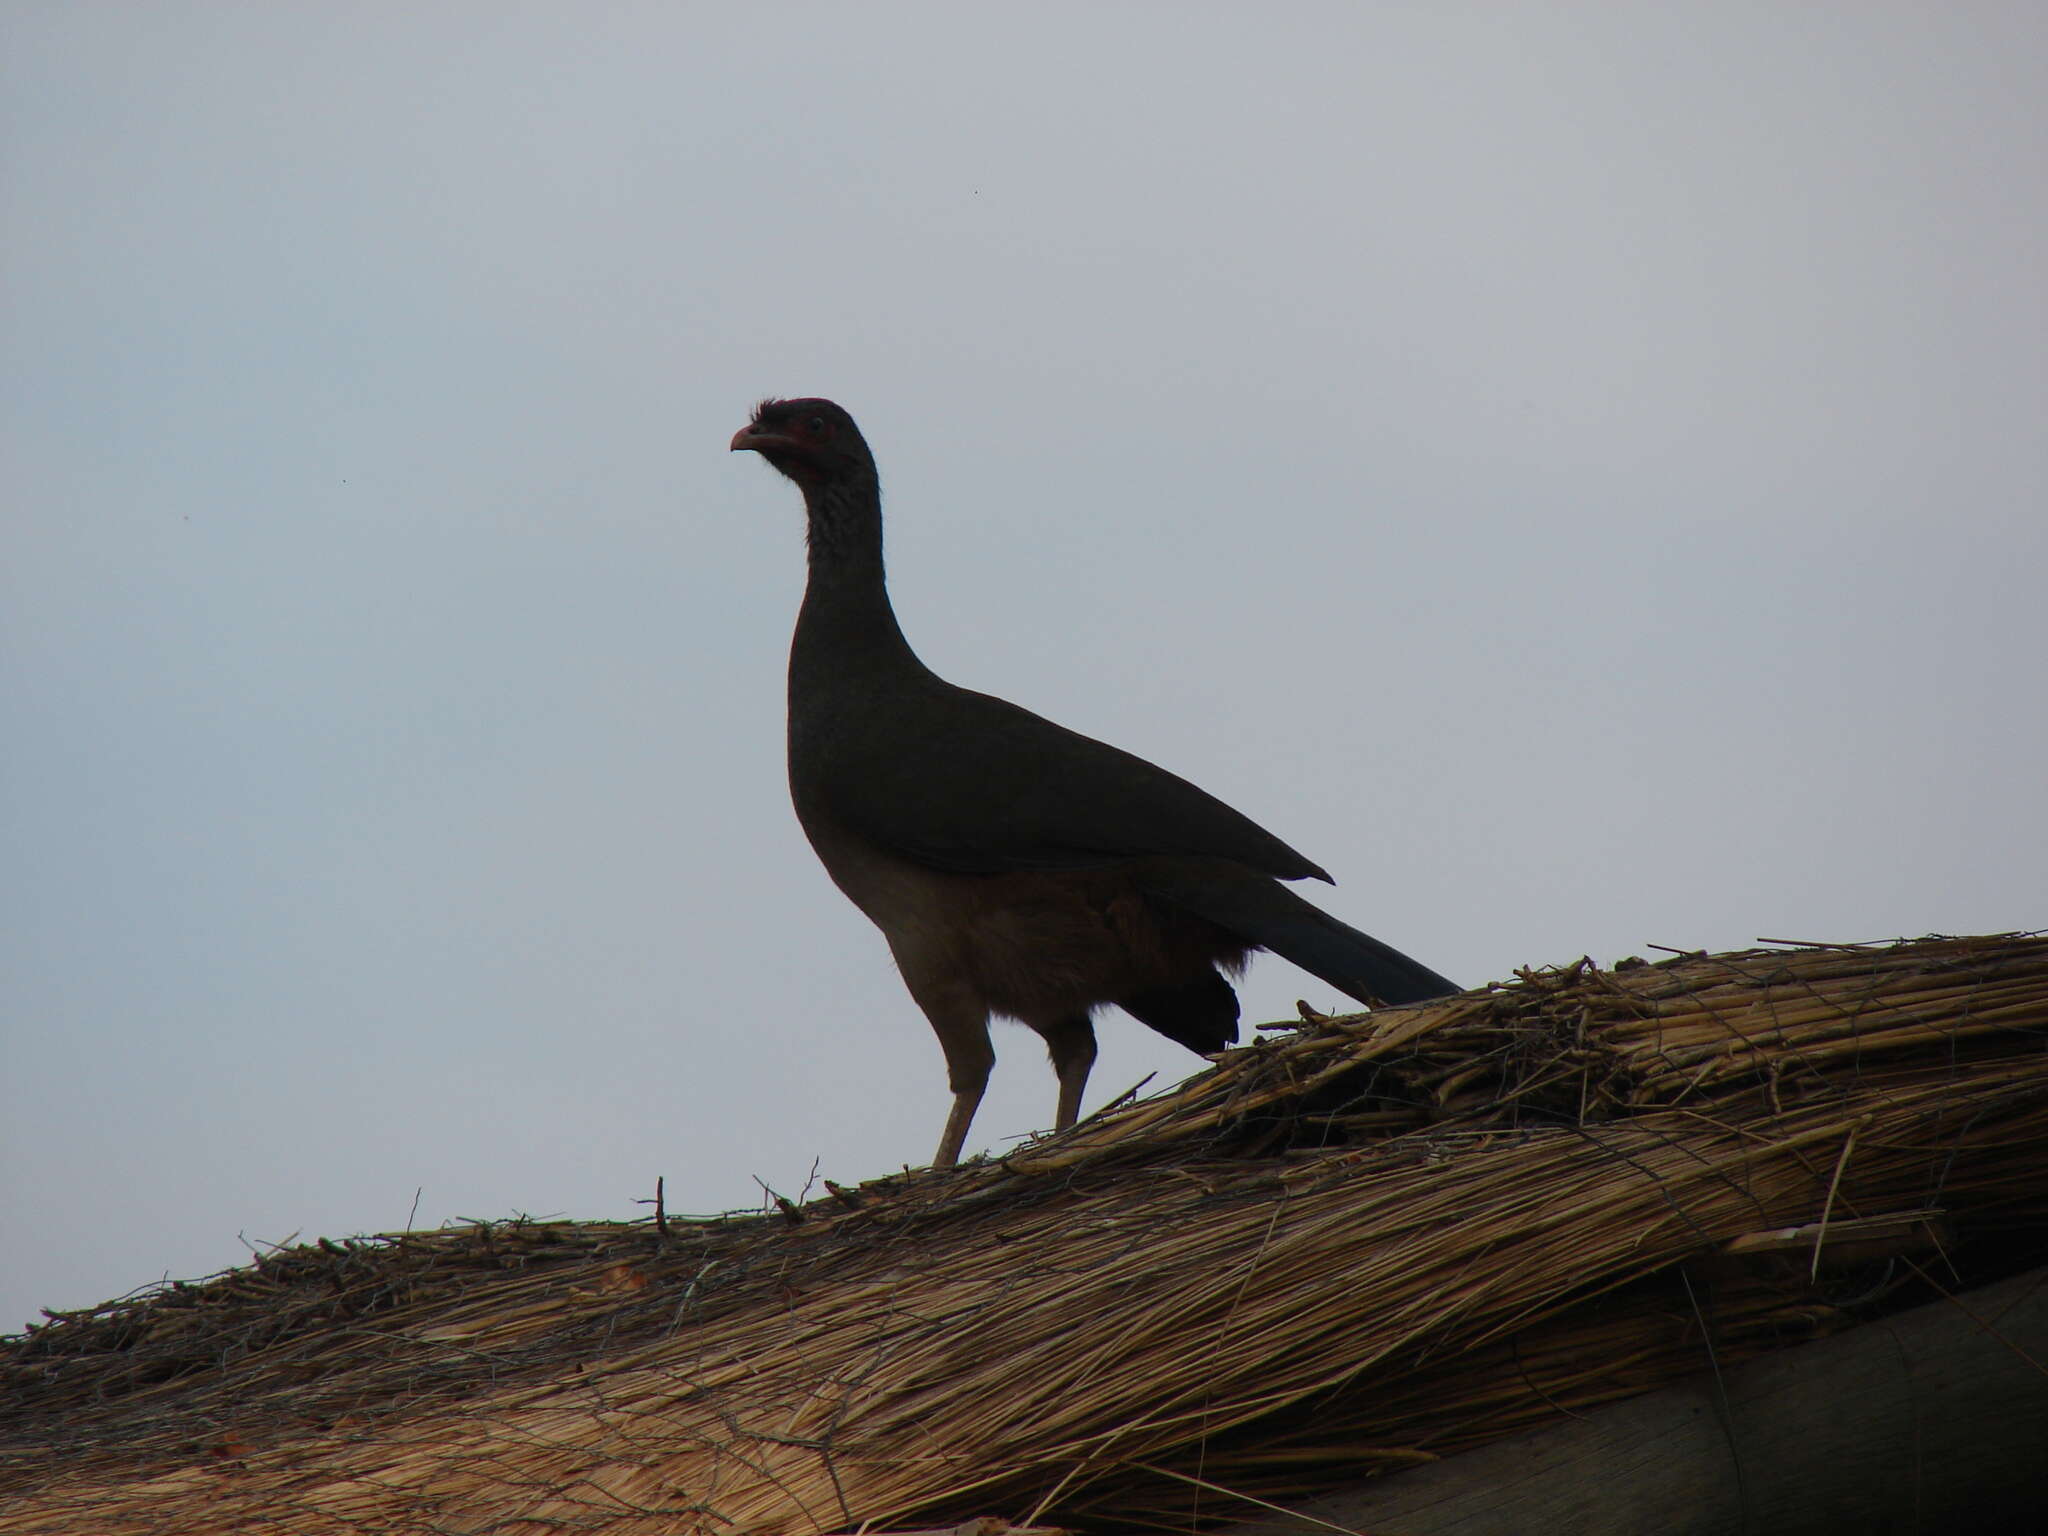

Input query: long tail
[1142,866,1460,1008]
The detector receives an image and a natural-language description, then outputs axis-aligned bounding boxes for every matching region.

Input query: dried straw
[4,934,2046,1534]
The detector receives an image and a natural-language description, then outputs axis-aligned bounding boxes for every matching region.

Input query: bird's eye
[807,416,827,433]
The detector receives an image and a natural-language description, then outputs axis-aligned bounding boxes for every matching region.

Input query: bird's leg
[933,1085,984,1171]
[919,998,995,1171]
[1034,1014,1099,1132]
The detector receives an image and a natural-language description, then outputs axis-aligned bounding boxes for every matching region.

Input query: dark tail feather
[1141,867,1460,1008]
[1118,970,1241,1054]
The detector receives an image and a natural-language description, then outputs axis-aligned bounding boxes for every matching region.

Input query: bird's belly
[947,874,1212,1020]
[802,819,1243,1021]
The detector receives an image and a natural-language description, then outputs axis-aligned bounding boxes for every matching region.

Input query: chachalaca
[732,398,1459,1168]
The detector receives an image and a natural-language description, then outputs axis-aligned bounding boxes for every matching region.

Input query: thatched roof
[5,934,2047,1534]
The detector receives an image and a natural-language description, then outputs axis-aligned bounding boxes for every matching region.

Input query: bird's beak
[731,424,792,453]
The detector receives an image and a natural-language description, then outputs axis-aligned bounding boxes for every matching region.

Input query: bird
[731,397,1459,1169]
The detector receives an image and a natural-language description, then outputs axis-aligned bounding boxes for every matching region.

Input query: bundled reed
[4,934,2046,1534]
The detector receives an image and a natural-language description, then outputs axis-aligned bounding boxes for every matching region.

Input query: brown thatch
[5,934,2047,1534]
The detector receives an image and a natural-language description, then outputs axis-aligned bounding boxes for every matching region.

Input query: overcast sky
[5,3,2044,1334]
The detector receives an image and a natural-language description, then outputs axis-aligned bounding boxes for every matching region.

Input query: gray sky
[5,3,2044,1334]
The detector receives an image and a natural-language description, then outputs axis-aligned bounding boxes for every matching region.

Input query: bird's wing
[809,677,1333,882]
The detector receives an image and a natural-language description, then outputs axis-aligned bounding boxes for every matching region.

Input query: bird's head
[730,398,874,489]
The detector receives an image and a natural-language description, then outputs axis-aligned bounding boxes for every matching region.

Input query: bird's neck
[792,473,921,680]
